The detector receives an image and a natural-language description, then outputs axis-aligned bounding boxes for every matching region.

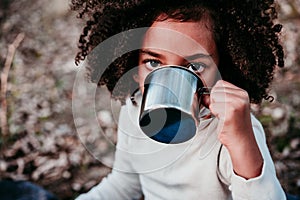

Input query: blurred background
[0,0,299,199]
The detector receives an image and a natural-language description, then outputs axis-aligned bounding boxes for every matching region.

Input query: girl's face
[137,16,219,92]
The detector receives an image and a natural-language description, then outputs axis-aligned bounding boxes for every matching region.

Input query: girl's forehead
[141,19,217,58]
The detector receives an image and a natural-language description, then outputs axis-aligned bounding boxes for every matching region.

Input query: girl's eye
[144,59,161,69]
[187,62,207,73]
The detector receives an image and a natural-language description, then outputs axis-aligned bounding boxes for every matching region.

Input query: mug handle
[198,87,211,95]
[197,87,211,108]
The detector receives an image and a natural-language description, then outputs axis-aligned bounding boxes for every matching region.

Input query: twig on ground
[1,33,25,137]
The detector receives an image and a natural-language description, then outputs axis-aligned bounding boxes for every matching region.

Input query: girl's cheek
[137,66,150,93]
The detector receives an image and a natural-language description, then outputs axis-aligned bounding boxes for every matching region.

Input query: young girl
[72,0,286,199]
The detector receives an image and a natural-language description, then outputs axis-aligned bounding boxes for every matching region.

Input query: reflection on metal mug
[139,66,209,144]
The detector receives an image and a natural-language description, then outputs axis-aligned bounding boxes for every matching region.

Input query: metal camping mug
[139,66,209,144]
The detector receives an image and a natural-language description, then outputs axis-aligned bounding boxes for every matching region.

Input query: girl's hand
[207,80,263,179]
[209,80,252,146]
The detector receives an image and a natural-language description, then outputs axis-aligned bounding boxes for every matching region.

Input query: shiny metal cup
[139,66,207,144]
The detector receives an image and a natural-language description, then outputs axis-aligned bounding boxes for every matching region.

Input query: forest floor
[0,0,299,199]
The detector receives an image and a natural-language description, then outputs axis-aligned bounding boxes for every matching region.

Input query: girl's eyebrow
[139,49,163,58]
[184,53,213,61]
[140,49,212,60]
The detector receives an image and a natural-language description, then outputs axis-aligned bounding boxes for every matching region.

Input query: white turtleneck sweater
[76,96,286,200]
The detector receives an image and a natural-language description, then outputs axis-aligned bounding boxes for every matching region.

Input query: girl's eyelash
[187,62,207,73]
[142,59,162,69]
[142,59,162,64]
[141,59,207,72]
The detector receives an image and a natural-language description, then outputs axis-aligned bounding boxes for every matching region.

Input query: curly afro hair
[71,0,284,105]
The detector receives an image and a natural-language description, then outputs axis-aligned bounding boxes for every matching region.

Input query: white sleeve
[75,170,142,200]
[217,114,286,200]
[76,105,143,200]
